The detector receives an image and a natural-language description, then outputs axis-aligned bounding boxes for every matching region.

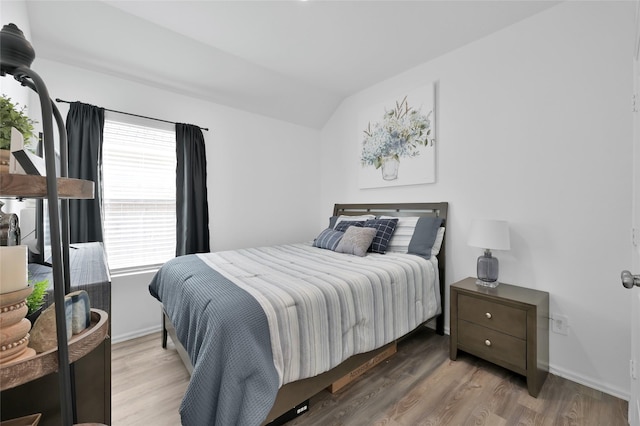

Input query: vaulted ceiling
[24,1,560,129]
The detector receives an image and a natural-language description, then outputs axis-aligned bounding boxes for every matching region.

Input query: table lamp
[467,219,511,287]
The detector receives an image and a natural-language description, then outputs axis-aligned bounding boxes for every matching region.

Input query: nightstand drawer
[458,294,526,339]
[458,320,527,371]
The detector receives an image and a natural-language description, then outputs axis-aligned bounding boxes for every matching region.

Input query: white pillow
[381,216,445,257]
[379,216,420,253]
[333,214,375,228]
[431,227,445,256]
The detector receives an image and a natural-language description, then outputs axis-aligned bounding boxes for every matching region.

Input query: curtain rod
[55,98,209,132]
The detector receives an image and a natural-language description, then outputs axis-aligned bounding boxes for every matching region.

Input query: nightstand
[450,277,549,397]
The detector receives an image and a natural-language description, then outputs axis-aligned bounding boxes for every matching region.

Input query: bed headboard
[333,202,448,219]
[332,202,448,335]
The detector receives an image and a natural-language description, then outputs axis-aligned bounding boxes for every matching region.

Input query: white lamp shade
[467,219,511,251]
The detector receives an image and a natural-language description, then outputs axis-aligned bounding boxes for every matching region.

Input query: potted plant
[26,277,48,323]
[0,94,37,173]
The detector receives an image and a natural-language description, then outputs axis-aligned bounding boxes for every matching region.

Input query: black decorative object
[1,23,75,425]
[0,24,35,74]
[12,148,46,175]
[0,200,20,245]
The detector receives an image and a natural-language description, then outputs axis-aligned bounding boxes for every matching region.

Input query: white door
[629,4,640,424]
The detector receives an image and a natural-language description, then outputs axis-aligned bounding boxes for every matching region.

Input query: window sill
[110,265,162,278]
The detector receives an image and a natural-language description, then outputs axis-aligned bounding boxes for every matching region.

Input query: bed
[149,202,448,425]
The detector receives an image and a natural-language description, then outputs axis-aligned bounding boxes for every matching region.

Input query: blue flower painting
[359,84,436,188]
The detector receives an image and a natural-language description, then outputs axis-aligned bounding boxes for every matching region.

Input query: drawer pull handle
[485,312,492,319]
[485,339,492,347]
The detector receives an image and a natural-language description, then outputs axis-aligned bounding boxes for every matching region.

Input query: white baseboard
[111,324,162,344]
[549,365,630,402]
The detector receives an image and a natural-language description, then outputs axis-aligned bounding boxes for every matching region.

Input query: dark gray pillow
[407,217,444,259]
[313,228,344,251]
[328,216,338,229]
[334,220,365,232]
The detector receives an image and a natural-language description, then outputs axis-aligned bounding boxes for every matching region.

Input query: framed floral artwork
[358,84,436,188]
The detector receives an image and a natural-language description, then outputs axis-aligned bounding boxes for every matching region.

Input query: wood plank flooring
[112,328,628,425]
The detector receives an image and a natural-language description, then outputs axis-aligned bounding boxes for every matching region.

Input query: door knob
[621,270,640,288]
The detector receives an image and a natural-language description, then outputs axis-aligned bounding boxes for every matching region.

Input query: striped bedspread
[195,242,441,386]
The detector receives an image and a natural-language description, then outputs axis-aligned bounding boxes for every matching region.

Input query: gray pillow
[313,228,344,251]
[407,217,444,259]
[335,226,377,257]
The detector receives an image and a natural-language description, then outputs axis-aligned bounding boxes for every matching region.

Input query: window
[102,119,176,273]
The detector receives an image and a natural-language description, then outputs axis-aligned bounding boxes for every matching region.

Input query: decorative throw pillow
[328,216,338,229]
[313,228,344,251]
[364,218,399,253]
[333,214,375,229]
[379,216,420,253]
[334,220,365,232]
[335,226,377,257]
[407,217,444,258]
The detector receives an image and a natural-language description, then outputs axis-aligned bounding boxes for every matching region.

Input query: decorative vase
[0,286,36,365]
[381,156,399,181]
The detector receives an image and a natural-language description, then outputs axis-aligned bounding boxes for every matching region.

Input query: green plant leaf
[0,94,38,150]
[26,278,49,315]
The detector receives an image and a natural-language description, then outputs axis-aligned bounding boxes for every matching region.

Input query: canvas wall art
[359,84,436,189]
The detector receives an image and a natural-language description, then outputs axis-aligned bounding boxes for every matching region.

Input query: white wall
[320,1,635,399]
[9,56,322,342]
[0,1,33,217]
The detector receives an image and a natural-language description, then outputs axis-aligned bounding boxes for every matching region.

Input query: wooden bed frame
[160,202,448,424]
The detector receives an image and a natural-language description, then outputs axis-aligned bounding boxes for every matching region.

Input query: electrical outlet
[551,313,569,335]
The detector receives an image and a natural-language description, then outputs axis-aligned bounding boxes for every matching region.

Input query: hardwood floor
[112,328,628,425]
[112,333,188,425]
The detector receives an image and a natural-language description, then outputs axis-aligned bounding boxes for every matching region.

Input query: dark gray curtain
[66,102,105,243]
[176,123,210,256]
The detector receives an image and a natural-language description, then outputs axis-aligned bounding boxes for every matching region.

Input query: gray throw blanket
[149,255,279,426]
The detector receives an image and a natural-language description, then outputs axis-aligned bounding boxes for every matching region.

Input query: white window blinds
[102,120,176,273]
